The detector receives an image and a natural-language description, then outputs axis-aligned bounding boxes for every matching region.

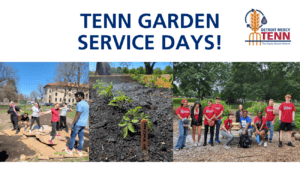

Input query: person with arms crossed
[278,94,295,147]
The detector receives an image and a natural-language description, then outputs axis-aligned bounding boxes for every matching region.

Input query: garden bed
[89,78,173,162]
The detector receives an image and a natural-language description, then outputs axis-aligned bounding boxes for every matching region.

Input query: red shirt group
[254,116,268,129]
[279,102,296,123]
[203,106,216,125]
[194,108,199,121]
[221,119,233,131]
[176,107,190,119]
[265,106,276,121]
[51,108,60,122]
[212,103,224,119]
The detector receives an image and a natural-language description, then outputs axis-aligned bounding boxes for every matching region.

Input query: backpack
[239,133,252,148]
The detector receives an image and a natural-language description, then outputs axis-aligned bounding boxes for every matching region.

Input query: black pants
[11,117,19,130]
[51,122,58,140]
[59,116,68,132]
[30,117,41,130]
[204,124,215,143]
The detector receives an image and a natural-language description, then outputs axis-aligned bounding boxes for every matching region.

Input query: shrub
[108,91,132,109]
[93,79,113,98]
[247,102,267,116]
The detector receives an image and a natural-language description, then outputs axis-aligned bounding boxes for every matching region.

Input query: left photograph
[0,62,89,162]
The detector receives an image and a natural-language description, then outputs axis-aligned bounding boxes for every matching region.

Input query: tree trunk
[144,62,156,75]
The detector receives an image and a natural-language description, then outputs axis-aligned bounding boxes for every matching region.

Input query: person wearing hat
[211,97,224,144]
[278,94,295,147]
[203,100,217,146]
[174,99,190,151]
[191,101,203,147]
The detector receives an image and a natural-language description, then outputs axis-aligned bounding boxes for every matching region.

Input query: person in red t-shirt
[220,113,234,149]
[254,111,268,148]
[212,97,224,144]
[190,101,203,147]
[42,103,61,144]
[264,99,277,143]
[278,94,296,147]
[174,99,191,151]
[203,100,216,146]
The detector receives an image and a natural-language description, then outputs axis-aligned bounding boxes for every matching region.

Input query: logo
[284,106,292,110]
[245,9,291,46]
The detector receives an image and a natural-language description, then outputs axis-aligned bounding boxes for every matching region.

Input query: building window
[55,98,57,102]
[72,99,74,102]
[55,93,57,96]
[49,90,51,93]
[68,99,70,103]
[69,93,71,97]
[64,98,66,102]
[60,98,62,102]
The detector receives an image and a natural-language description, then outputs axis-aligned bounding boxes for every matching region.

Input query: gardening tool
[141,119,148,151]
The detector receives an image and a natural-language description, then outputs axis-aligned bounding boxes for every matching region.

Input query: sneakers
[39,128,43,131]
[208,140,211,144]
[258,141,263,146]
[15,130,20,134]
[264,142,267,148]
[56,134,61,137]
[29,130,32,133]
[215,139,221,144]
[197,142,201,147]
[76,149,83,156]
[49,140,53,144]
[211,143,214,146]
[182,146,187,149]
[12,128,16,131]
[278,141,282,147]
[203,142,207,146]
[287,142,295,147]
[64,148,73,155]
[223,144,230,149]
[193,143,197,147]
[268,139,272,143]
[174,149,180,151]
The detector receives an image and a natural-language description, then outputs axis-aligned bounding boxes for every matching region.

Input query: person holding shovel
[174,99,190,151]
[203,100,217,146]
[29,102,43,133]
[59,103,73,132]
[190,101,203,147]
[253,111,268,148]
[65,92,89,156]
[278,94,295,147]
[264,99,277,143]
[5,101,24,134]
[42,103,60,144]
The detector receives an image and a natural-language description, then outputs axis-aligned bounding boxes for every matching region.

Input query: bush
[173,98,230,116]
[247,102,268,116]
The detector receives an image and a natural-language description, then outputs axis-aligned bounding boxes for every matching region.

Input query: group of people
[174,94,296,151]
[5,92,89,156]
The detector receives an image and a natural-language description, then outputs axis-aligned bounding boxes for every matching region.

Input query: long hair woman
[42,103,60,144]
[29,101,43,133]
[174,99,191,151]
[5,101,24,134]
[235,104,243,123]
[254,111,268,148]
[190,101,203,147]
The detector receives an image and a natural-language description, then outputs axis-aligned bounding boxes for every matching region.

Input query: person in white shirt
[29,102,43,133]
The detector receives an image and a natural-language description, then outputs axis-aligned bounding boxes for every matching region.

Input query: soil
[89,80,173,162]
[173,111,300,162]
[0,112,89,162]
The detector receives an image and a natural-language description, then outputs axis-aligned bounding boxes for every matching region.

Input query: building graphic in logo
[245,9,291,46]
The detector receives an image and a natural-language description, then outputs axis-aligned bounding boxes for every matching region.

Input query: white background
[0,0,299,179]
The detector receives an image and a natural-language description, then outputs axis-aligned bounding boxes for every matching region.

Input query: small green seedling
[93,79,113,98]
[118,106,152,138]
[108,91,133,109]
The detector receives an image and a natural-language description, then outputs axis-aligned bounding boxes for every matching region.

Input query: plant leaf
[132,119,139,123]
[118,121,128,127]
[123,126,128,138]
[128,123,135,133]
[147,119,153,131]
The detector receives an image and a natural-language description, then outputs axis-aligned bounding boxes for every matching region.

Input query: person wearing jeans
[65,92,89,156]
[174,99,190,151]
[264,99,277,143]
[238,110,253,138]
[203,100,217,146]
[211,97,224,144]
[220,113,234,149]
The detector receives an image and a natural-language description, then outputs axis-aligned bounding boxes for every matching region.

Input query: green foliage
[247,102,268,116]
[108,91,133,109]
[93,79,113,98]
[129,68,136,74]
[163,65,173,74]
[131,74,173,90]
[118,106,152,138]
[154,67,162,75]
[122,67,129,74]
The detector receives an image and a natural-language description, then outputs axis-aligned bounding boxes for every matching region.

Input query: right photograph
[173,62,300,162]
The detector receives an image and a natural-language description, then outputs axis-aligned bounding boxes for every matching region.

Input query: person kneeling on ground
[174,99,190,151]
[42,103,60,144]
[18,113,30,131]
[278,94,295,147]
[191,101,203,147]
[220,113,234,149]
[65,92,89,156]
[253,111,268,148]
[238,110,253,138]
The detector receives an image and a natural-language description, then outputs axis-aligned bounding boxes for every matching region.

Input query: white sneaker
[39,128,43,131]
[264,142,267,148]
[175,149,180,151]
[258,141,263,145]
[29,130,32,133]
[193,143,197,147]
[223,145,231,149]
[197,142,201,147]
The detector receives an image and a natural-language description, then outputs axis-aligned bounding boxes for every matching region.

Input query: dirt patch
[89,81,173,162]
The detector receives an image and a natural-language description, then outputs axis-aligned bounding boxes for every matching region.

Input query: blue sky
[6,62,57,96]
[89,62,173,71]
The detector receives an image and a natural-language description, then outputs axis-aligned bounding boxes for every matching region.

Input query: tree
[116,67,122,74]
[0,62,19,85]
[53,62,89,103]
[154,67,162,75]
[129,68,136,74]
[144,62,156,74]
[163,65,173,74]
[37,83,46,102]
[137,66,144,74]
[30,90,39,102]
[122,67,129,74]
